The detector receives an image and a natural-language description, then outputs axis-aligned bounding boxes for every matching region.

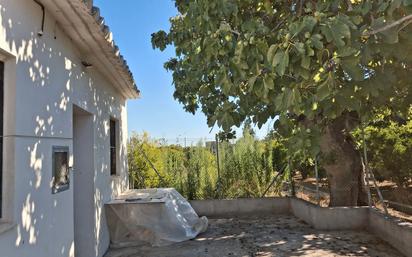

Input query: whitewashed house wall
[0,0,138,256]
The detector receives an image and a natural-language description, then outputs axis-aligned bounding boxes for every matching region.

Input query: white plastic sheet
[105,188,208,247]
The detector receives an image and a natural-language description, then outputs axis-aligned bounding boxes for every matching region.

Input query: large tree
[152,0,412,206]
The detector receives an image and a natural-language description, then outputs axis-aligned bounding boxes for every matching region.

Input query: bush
[128,130,282,199]
[362,120,412,188]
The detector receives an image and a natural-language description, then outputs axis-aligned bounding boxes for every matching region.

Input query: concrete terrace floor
[104,215,402,257]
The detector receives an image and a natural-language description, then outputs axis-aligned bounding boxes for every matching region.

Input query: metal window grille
[52,146,70,194]
[110,119,117,175]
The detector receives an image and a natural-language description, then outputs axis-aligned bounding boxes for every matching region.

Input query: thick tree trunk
[319,114,367,206]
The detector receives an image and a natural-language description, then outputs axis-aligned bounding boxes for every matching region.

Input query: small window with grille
[52,146,70,194]
[110,119,117,176]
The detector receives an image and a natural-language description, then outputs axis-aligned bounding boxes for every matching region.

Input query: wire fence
[141,136,241,147]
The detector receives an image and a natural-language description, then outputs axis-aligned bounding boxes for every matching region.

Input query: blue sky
[94,0,272,142]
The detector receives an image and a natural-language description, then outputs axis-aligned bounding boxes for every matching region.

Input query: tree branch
[230,29,241,36]
[364,14,412,36]
[271,16,289,32]
[346,0,353,11]
[297,0,304,17]
[398,19,412,33]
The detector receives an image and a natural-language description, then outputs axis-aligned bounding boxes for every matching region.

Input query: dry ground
[104,215,402,257]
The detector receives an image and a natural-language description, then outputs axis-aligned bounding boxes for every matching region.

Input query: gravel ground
[104,215,402,257]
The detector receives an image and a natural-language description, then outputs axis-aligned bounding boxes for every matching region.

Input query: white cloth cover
[105,188,208,247]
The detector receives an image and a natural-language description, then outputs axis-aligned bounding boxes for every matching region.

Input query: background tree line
[128,115,412,203]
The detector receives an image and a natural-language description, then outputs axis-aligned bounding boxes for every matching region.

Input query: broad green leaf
[295,42,305,55]
[272,50,284,67]
[221,74,233,95]
[351,15,363,25]
[311,34,324,50]
[248,75,258,92]
[263,75,274,90]
[320,25,333,43]
[302,16,317,32]
[254,79,265,98]
[234,41,244,63]
[301,55,311,69]
[331,20,350,47]
[267,44,278,63]
[221,112,234,131]
[306,46,315,56]
[317,74,332,101]
[276,50,289,76]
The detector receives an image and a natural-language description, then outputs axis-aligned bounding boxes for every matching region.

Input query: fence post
[215,134,221,196]
[314,156,320,205]
[288,158,295,197]
[362,126,388,215]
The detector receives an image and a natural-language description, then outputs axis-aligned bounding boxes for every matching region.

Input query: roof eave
[40,0,140,99]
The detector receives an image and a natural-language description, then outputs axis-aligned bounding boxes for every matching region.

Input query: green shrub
[361,120,412,188]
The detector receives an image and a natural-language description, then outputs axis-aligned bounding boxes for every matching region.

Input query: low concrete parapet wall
[290,198,369,230]
[368,209,412,257]
[289,199,412,256]
[189,197,412,257]
[190,197,290,218]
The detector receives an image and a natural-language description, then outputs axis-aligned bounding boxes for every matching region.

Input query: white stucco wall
[0,0,130,256]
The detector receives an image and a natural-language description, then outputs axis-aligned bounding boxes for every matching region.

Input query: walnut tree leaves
[152,0,412,156]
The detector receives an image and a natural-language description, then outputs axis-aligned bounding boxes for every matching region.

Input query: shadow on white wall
[0,0,130,256]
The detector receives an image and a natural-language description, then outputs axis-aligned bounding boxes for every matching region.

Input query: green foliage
[128,133,218,199]
[128,132,167,188]
[128,130,287,199]
[162,145,186,191]
[354,111,412,187]
[184,142,218,199]
[265,130,288,172]
[152,0,412,159]
[218,129,273,198]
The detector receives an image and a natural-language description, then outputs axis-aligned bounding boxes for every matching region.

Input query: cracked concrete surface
[104,215,402,257]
